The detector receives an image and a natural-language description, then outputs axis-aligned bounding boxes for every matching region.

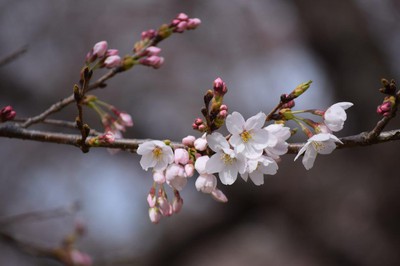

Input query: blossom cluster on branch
[0,12,399,228]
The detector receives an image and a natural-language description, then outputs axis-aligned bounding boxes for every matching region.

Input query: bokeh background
[1,0,400,265]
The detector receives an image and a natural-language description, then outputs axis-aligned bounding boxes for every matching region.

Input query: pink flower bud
[145,46,161,56]
[93,41,108,57]
[213,77,227,95]
[220,104,228,111]
[165,164,185,181]
[147,187,157,207]
[70,250,93,266]
[187,18,201,30]
[141,29,156,40]
[194,118,203,125]
[377,101,392,116]
[194,155,209,174]
[198,124,206,132]
[119,112,133,127]
[211,189,228,203]
[194,137,207,151]
[157,196,171,216]
[139,55,164,69]
[104,55,122,68]
[174,148,189,165]
[0,106,16,122]
[175,21,188,33]
[106,49,119,56]
[153,170,166,184]
[172,193,183,214]
[176,13,189,21]
[149,207,161,224]
[192,123,198,130]
[182,135,196,146]
[218,109,228,119]
[184,163,195,177]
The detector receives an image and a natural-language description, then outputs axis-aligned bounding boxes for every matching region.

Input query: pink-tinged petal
[211,189,228,203]
[206,153,225,174]
[167,176,187,191]
[244,112,266,130]
[226,112,245,135]
[249,171,264,186]
[246,159,259,173]
[206,132,229,151]
[140,153,157,171]
[261,159,278,175]
[219,167,238,185]
[302,146,317,170]
[195,174,217,193]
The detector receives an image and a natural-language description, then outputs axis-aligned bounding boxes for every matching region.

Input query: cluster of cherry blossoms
[136,77,354,223]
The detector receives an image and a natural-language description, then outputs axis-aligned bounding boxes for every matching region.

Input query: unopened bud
[141,29,156,40]
[187,18,201,30]
[93,41,108,58]
[149,207,161,224]
[147,187,157,207]
[104,55,122,68]
[182,135,196,146]
[290,80,312,98]
[174,148,189,165]
[184,163,195,177]
[211,189,228,203]
[377,101,392,116]
[213,77,227,96]
[172,192,184,213]
[0,106,16,122]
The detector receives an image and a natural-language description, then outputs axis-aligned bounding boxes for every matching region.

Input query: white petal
[302,146,317,170]
[195,156,209,174]
[226,112,245,135]
[206,132,229,152]
[294,143,309,161]
[229,134,243,149]
[140,153,156,171]
[137,141,155,155]
[244,112,266,130]
[309,133,331,142]
[243,143,263,159]
[316,140,337,154]
[249,171,264,186]
[241,172,249,182]
[251,129,273,149]
[205,153,225,174]
[219,166,238,185]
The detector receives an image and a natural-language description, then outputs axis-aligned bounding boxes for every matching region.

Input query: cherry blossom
[264,124,291,160]
[323,102,353,132]
[241,156,278,185]
[137,140,174,171]
[294,133,343,170]
[227,112,270,159]
[195,156,217,193]
[205,132,246,185]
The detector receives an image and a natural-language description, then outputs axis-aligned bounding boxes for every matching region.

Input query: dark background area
[0,1,399,265]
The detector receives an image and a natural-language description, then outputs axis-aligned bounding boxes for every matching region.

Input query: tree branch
[0,46,28,67]
[2,123,399,154]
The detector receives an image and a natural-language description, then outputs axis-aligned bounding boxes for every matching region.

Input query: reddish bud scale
[0,106,16,122]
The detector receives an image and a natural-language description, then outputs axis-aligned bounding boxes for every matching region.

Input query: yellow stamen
[153,147,163,159]
[221,153,234,165]
[240,131,252,143]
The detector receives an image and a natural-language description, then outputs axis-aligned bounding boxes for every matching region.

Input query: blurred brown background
[1,0,400,265]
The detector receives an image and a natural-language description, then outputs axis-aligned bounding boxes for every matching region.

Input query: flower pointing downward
[294,133,343,170]
[323,102,353,132]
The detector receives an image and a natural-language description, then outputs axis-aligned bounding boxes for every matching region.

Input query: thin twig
[0,46,28,67]
[0,201,81,228]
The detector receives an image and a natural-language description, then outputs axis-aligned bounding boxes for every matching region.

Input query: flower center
[240,130,252,143]
[221,153,234,165]
[312,141,324,152]
[153,147,163,159]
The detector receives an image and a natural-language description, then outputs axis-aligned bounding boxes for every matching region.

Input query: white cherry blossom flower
[324,102,353,132]
[264,124,291,159]
[294,133,343,170]
[227,112,270,159]
[241,156,278,186]
[137,140,174,171]
[206,132,246,185]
